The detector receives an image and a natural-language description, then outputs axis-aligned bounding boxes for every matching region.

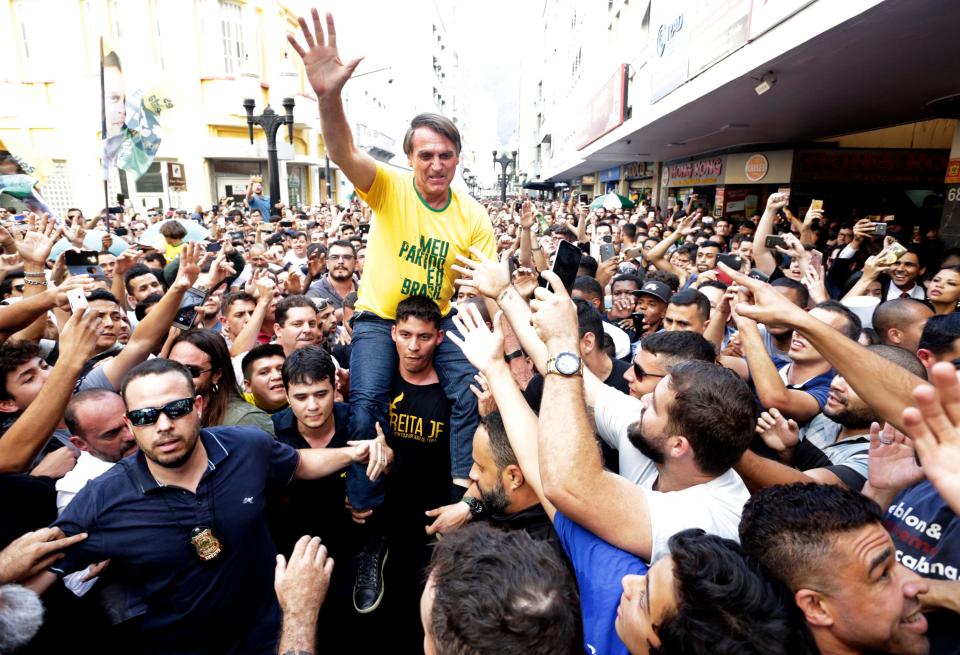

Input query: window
[135,162,164,194]
[219,0,245,75]
[14,0,56,77]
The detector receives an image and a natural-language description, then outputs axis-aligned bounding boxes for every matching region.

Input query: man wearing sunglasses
[49,358,388,655]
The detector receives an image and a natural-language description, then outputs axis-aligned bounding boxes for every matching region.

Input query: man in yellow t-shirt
[291,11,495,614]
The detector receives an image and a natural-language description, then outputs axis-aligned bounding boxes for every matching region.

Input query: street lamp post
[492,150,517,204]
[243,97,295,212]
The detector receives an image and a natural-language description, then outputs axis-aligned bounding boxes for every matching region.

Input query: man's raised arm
[289,10,376,193]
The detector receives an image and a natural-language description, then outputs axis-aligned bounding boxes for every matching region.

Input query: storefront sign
[167,162,186,191]
[688,0,750,74]
[792,149,950,186]
[576,65,627,150]
[581,174,596,185]
[623,161,652,179]
[650,0,691,103]
[743,154,769,181]
[946,158,960,184]
[599,166,621,183]
[748,0,816,40]
[714,187,726,217]
[665,156,725,187]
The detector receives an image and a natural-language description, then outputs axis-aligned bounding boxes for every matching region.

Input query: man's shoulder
[205,423,274,449]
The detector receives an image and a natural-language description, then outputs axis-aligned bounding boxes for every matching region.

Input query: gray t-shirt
[222,395,276,437]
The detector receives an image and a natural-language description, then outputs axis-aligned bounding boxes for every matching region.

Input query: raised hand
[346,422,393,482]
[0,527,88,585]
[867,421,924,492]
[529,270,579,351]
[452,247,512,299]
[63,215,87,248]
[721,262,808,328]
[900,362,960,513]
[766,192,788,212]
[469,373,497,418]
[288,10,363,102]
[173,242,203,291]
[14,213,60,265]
[274,535,334,618]
[49,274,97,310]
[511,266,538,300]
[755,408,799,460]
[448,305,505,373]
[519,201,536,230]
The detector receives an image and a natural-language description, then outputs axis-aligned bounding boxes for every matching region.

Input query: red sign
[792,149,949,185]
[576,65,627,150]
[946,158,960,184]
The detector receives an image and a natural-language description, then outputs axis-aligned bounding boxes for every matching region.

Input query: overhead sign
[665,156,725,187]
[688,0,750,75]
[792,149,949,185]
[623,161,652,179]
[649,0,691,103]
[744,154,768,181]
[723,150,794,184]
[749,0,816,40]
[576,65,627,150]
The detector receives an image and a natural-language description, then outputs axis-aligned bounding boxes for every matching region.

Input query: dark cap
[632,280,672,304]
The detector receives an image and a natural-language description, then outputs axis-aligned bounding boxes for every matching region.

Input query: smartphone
[599,242,616,262]
[359,223,371,234]
[764,235,788,250]
[810,199,823,212]
[873,222,888,237]
[578,242,592,254]
[113,227,129,237]
[172,287,207,330]
[539,239,582,293]
[623,246,644,260]
[64,250,100,276]
[66,287,88,313]
[717,253,743,272]
[230,230,244,240]
[748,269,770,283]
[107,206,124,215]
[647,211,655,220]
[601,235,613,244]
[137,243,157,252]
[206,242,222,253]
[631,312,646,335]
[514,201,523,212]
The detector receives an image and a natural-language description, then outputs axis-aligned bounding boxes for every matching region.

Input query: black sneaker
[353,546,387,613]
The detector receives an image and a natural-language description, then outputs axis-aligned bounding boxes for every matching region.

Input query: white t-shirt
[593,384,750,562]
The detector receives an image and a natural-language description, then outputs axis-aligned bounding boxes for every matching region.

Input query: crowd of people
[0,8,958,655]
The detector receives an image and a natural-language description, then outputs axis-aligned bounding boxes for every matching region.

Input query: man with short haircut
[622,330,716,400]
[220,291,257,344]
[663,289,711,333]
[98,251,117,281]
[740,484,930,655]
[873,298,934,353]
[607,273,642,327]
[50,358,386,654]
[736,300,860,424]
[306,239,359,312]
[241,343,287,413]
[123,265,164,309]
[244,175,273,223]
[693,240,721,274]
[273,295,320,356]
[421,524,581,655]
[916,312,960,368]
[738,345,927,492]
[468,411,562,555]
[290,16,495,611]
[269,346,388,636]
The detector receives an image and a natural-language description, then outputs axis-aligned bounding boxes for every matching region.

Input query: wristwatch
[461,495,484,516]
[504,349,525,363]
[546,352,584,377]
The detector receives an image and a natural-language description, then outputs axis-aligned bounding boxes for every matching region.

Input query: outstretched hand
[452,247,512,299]
[448,305,505,373]
[288,10,364,102]
[867,421,924,492]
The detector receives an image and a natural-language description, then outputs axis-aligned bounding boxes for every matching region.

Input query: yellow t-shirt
[354,164,496,319]
[164,241,185,265]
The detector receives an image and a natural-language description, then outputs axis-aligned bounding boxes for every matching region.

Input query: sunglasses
[127,397,195,426]
[183,365,212,378]
[632,361,666,382]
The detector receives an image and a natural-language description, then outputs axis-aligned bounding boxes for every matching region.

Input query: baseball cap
[632,280,672,304]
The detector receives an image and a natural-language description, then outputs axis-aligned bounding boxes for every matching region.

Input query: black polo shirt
[52,426,300,655]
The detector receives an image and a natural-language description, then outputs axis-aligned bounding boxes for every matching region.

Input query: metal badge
[191,526,223,561]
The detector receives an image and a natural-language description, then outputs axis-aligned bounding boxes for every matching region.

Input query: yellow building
[0,0,337,216]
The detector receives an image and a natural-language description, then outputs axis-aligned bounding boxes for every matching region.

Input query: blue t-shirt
[248,194,272,222]
[780,364,834,411]
[884,481,960,655]
[553,511,649,655]
[53,426,299,655]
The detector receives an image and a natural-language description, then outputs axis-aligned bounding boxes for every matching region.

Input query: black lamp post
[243,96,295,212]
[492,150,517,204]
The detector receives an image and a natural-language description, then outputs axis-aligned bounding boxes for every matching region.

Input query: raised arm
[724,263,925,431]
[644,212,697,279]
[752,193,787,275]
[448,307,555,519]
[0,309,101,474]
[530,272,654,559]
[289,10,376,193]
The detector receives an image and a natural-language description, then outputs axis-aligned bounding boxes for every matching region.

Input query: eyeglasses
[327,254,355,261]
[632,361,666,382]
[183,365,212,378]
[126,397,195,427]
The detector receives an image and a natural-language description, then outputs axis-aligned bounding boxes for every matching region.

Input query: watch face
[555,352,581,375]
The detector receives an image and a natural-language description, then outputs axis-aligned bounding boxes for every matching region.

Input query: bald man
[871,298,933,353]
